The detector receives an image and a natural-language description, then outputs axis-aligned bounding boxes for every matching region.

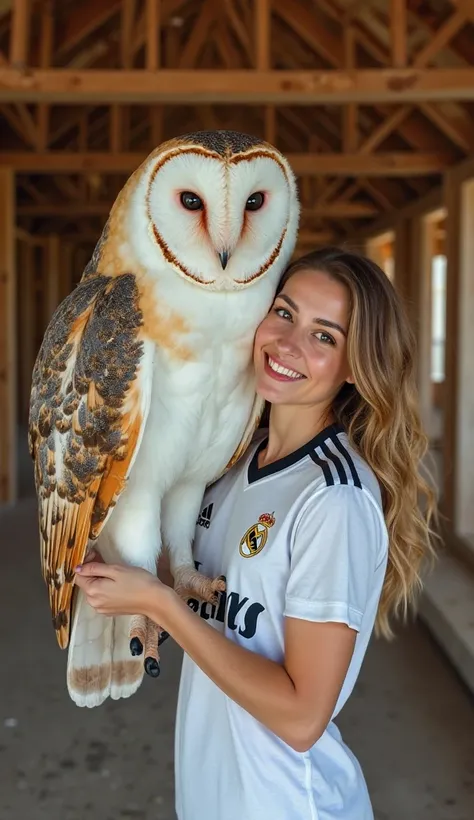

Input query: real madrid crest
[239,513,275,558]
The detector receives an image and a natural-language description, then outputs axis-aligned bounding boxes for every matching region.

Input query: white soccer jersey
[175,423,389,820]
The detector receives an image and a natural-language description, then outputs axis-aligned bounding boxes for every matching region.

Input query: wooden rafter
[2,67,474,104]
[1,151,452,174]
[413,7,468,68]
[179,0,218,69]
[17,199,380,218]
[390,0,407,67]
[146,0,160,69]
[9,0,30,69]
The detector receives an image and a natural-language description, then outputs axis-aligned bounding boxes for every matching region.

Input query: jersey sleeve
[284,485,388,632]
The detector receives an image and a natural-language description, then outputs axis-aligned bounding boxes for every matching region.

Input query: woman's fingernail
[75,565,82,572]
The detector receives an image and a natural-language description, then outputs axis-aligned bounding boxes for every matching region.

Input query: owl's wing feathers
[29,273,151,649]
[223,393,265,475]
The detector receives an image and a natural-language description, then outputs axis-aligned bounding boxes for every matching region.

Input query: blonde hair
[280,247,438,639]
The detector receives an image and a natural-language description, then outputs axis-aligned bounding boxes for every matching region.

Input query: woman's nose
[276,327,301,357]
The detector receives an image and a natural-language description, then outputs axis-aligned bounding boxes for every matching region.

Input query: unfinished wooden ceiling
[1,0,474,245]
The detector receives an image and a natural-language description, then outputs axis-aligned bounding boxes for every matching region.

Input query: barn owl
[29,130,299,708]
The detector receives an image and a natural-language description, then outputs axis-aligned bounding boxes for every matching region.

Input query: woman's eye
[274,307,292,320]
[314,331,335,345]
[180,191,203,210]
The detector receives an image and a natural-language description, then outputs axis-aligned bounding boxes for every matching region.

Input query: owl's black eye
[245,192,265,211]
[180,191,203,211]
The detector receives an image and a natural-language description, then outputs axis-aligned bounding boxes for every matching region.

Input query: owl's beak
[219,250,230,270]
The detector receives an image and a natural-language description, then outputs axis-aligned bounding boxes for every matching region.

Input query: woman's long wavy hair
[279,247,438,639]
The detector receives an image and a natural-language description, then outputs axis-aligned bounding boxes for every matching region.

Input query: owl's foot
[129,615,163,677]
[173,565,226,605]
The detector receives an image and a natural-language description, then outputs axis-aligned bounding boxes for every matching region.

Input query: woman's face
[254,267,354,407]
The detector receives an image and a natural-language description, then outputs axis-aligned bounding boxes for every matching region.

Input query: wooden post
[146,0,161,70]
[10,0,30,68]
[343,25,357,152]
[454,178,474,536]
[418,216,436,436]
[394,218,411,304]
[390,0,407,67]
[60,241,74,302]
[18,240,36,425]
[37,0,53,151]
[255,0,274,145]
[44,235,61,324]
[442,171,461,521]
[0,170,17,503]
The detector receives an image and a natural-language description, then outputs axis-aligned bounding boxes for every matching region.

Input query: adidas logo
[197,503,213,529]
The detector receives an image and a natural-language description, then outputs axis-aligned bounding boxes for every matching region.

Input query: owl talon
[158,630,169,646]
[174,566,227,605]
[145,656,160,677]
[130,637,143,656]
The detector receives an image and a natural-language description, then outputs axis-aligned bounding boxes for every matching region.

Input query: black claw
[145,656,160,677]
[158,630,169,647]
[130,637,143,656]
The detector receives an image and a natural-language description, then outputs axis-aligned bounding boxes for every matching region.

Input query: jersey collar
[247,422,344,484]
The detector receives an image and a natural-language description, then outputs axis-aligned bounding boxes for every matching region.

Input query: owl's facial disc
[146,149,295,291]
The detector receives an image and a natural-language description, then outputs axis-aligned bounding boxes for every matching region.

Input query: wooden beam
[224,0,254,63]
[44,235,61,323]
[2,68,474,104]
[420,102,474,153]
[255,0,274,146]
[274,0,343,67]
[297,230,336,245]
[121,0,135,68]
[179,0,218,69]
[0,169,17,503]
[2,151,452,174]
[9,0,30,68]
[441,172,458,520]
[255,0,271,70]
[146,0,161,69]
[55,0,121,59]
[343,25,357,153]
[37,0,53,152]
[413,9,468,68]
[390,0,407,68]
[17,240,36,425]
[358,105,412,154]
[17,200,379,218]
[305,201,378,218]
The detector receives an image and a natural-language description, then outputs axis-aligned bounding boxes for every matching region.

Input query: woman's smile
[264,353,306,382]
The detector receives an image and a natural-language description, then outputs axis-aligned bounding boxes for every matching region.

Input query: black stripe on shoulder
[320,441,348,485]
[309,452,334,486]
[329,431,362,489]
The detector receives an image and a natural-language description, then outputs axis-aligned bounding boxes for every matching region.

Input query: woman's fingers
[75,561,117,578]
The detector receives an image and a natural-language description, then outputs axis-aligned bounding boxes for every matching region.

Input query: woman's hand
[74,561,169,619]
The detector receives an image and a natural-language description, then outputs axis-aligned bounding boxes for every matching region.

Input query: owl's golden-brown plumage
[29,130,299,706]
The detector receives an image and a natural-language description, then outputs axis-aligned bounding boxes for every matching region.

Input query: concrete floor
[1,498,473,820]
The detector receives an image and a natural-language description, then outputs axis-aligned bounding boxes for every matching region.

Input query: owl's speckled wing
[29,273,151,649]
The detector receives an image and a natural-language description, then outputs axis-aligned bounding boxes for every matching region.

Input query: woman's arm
[74,562,356,752]
[153,590,356,752]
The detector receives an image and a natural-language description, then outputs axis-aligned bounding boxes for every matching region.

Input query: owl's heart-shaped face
[142,140,299,292]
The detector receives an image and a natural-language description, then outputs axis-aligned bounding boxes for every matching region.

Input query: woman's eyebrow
[315,318,347,337]
[277,293,347,337]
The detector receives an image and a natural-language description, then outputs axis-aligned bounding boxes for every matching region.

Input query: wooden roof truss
[1,0,474,243]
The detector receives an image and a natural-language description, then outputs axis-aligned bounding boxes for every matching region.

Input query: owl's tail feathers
[66,588,144,708]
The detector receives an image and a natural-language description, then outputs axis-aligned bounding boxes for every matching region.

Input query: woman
[75,247,437,820]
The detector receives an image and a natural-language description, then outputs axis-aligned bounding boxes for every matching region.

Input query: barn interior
[1,2,474,819]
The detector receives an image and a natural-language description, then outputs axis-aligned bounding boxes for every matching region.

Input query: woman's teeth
[267,355,304,380]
